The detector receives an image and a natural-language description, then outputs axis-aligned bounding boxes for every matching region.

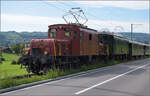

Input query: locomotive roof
[49,24,97,32]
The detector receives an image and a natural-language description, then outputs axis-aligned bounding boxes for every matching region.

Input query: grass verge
[0,59,120,89]
[0,53,28,79]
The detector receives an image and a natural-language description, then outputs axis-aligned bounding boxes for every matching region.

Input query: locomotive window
[89,34,92,40]
[64,28,71,32]
[80,32,83,42]
[74,31,77,40]
[50,28,56,38]
[99,35,103,43]
[64,28,71,37]
[65,31,71,37]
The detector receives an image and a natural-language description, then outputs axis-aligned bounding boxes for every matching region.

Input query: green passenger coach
[98,32,129,59]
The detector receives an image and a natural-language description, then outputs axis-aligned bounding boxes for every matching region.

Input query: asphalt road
[1,58,150,96]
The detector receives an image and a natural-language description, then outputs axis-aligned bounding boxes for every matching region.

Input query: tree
[10,44,24,55]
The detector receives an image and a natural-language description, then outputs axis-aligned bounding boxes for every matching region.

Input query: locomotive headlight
[24,51,29,55]
[44,50,48,55]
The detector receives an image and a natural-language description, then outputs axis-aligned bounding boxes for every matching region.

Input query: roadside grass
[0,69,65,89]
[0,59,120,89]
[0,53,28,79]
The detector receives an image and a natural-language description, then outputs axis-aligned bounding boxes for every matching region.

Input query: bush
[1,58,5,61]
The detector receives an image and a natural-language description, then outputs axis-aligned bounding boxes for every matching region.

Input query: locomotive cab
[48,24,80,56]
[48,24,77,40]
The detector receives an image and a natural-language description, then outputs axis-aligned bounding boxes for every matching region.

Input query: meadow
[0,53,28,79]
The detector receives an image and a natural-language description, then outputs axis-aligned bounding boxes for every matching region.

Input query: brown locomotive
[19,24,105,74]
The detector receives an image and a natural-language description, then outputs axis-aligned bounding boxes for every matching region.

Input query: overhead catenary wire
[41,1,145,34]
[55,1,120,32]
[57,1,113,24]
[40,1,103,30]
[48,1,111,30]
[40,0,67,13]
[56,2,103,25]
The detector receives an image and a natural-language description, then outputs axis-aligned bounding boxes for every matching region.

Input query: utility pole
[0,31,2,64]
[131,24,133,41]
[0,47,1,63]
[0,31,2,83]
[130,24,142,41]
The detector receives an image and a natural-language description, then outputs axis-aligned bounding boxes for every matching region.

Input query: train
[18,23,150,74]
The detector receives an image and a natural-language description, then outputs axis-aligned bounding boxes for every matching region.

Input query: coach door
[88,33,92,55]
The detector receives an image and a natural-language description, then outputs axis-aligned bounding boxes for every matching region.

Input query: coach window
[74,31,77,40]
[89,34,92,40]
[64,28,71,37]
[50,28,56,38]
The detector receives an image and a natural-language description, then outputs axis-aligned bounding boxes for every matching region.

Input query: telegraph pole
[0,31,1,83]
[0,46,1,84]
[131,24,133,41]
[130,24,142,41]
[0,47,1,63]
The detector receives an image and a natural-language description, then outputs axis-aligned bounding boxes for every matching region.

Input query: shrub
[1,58,5,61]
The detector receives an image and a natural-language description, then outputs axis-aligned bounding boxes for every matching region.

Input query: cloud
[1,14,149,33]
[87,19,149,33]
[1,14,65,32]
[76,1,149,10]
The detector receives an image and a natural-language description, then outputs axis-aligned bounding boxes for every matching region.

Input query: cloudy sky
[1,1,149,33]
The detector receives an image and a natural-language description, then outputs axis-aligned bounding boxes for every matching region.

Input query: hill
[119,32,150,44]
[0,31,47,46]
[0,31,149,47]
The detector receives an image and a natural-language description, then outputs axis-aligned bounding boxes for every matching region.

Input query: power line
[40,1,102,29]
[55,1,119,31]
[40,0,67,13]
[58,1,105,28]
[40,1,126,33]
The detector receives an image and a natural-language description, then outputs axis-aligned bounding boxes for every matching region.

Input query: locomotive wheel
[32,70,40,75]
[26,67,31,73]
[31,65,40,74]
[43,66,50,74]
[91,57,97,64]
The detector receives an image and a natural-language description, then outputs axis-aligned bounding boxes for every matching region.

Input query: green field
[0,53,28,79]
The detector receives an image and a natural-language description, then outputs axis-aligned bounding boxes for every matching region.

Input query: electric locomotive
[19,23,105,74]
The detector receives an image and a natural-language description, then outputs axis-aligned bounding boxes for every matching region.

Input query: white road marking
[75,64,150,95]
